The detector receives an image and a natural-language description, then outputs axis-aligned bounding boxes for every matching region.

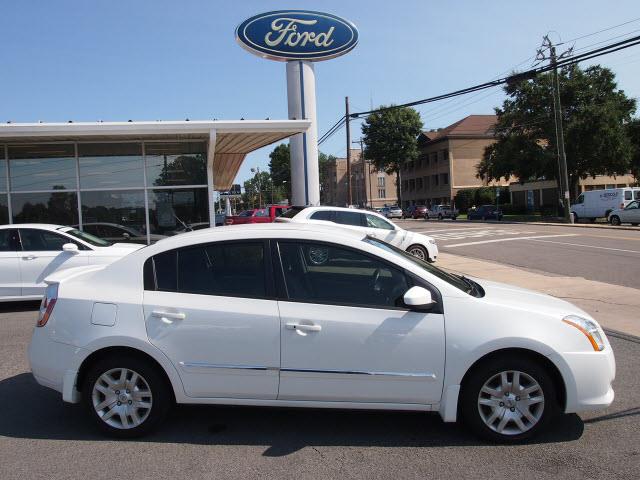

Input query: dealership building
[0,120,309,243]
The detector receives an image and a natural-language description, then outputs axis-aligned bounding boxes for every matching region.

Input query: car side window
[0,229,20,252]
[624,191,632,200]
[255,209,268,217]
[277,241,409,309]
[145,242,267,298]
[334,211,364,227]
[365,214,394,230]
[576,194,584,204]
[19,229,82,251]
[310,210,334,221]
[626,201,638,209]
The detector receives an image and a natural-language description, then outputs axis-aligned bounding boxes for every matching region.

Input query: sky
[2,1,640,185]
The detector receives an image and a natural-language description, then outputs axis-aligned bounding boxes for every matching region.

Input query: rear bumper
[28,326,87,403]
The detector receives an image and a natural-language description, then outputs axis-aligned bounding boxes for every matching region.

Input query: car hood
[471,277,591,319]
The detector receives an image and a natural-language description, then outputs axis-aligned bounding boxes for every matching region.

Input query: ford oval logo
[236,10,358,62]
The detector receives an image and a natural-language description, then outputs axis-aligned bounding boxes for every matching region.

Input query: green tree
[628,118,640,182]
[268,143,337,204]
[268,144,291,200]
[318,151,337,203]
[242,170,275,208]
[478,65,636,198]
[361,106,423,203]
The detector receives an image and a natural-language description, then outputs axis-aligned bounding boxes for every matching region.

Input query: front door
[143,240,280,399]
[364,213,404,247]
[0,229,21,298]
[17,228,89,297]
[275,240,445,405]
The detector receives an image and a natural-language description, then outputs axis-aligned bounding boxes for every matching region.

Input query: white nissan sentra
[28,223,615,442]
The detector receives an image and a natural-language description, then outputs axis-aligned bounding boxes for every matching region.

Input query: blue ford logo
[236,10,358,62]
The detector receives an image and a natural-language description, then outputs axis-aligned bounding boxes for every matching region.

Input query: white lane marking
[529,238,640,254]
[445,234,578,248]
[410,227,493,234]
[430,229,537,241]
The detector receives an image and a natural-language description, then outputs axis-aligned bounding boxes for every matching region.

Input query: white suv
[277,206,438,262]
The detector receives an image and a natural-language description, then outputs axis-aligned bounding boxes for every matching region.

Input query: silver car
[381,206,403,219]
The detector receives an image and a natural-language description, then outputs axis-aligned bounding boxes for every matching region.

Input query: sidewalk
[437,252,640,337]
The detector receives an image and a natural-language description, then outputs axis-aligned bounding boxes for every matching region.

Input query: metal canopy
[0,119,311,190]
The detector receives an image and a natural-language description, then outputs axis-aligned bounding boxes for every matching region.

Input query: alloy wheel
[408,246,427,260]
[92,368,153,429]
[477,370,544,435]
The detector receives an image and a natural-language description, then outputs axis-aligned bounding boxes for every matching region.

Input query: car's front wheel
[461,356,559,442]
[610,215,621,226]
[406,244,429,262]
[82,355,172,438]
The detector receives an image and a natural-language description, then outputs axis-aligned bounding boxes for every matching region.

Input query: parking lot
[397,219,640,287]
[1,218,640,480]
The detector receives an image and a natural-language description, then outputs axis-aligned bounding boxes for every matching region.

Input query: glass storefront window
[1,158,7,192]
[145,142,207,187]
[8,144,76,191]
[81,190,147,243]
[78,143,144,189]
[148,188,209,235]
[11,192,78,225]
[0,194,8,224]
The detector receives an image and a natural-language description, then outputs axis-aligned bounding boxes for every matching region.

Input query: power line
[558,17,640,45]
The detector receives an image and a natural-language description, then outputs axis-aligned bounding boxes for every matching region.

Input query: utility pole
[537,35,573,223]
[345,96,353,206]
[353,138,371,208]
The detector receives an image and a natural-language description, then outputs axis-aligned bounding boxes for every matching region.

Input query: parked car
[467,205,503,221]
[276,205,438,261]
[403,205,428,219]
[380,205,403,219]
[225,205,290,225]
[570,187,640,222]
[0,224,143,302]
[77,223,166,244]
[608,200,640,226]
[425,205,459,221]
[29,223,615,441]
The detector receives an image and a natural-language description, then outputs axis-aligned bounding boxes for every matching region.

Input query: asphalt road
[397,220,640,288]
[1,303,639,480]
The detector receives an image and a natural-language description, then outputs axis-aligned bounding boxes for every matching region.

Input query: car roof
[147,222,367,250]
[293,205,394,221]
[0,223,70,231]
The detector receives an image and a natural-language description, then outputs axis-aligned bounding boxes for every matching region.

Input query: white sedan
[0,223,143,302]
[29,223,614,442]
[608,200,640,226]
[276,206,438,262]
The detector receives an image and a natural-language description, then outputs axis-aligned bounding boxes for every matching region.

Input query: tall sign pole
[345,96,353,206]
[236,11,359,206]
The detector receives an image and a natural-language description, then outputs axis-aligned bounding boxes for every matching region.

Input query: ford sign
[236,10,358,62]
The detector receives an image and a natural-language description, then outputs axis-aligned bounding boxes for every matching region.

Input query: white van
[570,187,640,222]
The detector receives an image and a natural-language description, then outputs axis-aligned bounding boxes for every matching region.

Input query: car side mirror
[62,243,79,253]
[403,286,435,309]
[122,232,131,239]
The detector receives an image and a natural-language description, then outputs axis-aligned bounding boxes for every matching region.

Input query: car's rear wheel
[461,356,559,443]
[438,214,443,221]
[82,355,171,438]
[610,215,621,226]
[407,244,429,261]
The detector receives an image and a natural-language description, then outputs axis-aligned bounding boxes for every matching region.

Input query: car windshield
[364,237,480,296]
[60,227,112,247]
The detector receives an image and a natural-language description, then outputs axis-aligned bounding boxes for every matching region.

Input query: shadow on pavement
[0,373,585,455]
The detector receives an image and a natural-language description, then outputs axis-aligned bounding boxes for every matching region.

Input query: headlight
[562,315,605,351]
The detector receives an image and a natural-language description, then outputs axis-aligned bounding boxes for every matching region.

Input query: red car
[403,205,428,219]
[225,205,291,225]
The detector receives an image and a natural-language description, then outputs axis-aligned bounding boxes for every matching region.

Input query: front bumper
[550,346,616,413]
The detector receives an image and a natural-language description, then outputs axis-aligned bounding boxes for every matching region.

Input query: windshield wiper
[457,275,477,295]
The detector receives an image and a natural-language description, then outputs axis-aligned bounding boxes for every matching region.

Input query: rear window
[625,191,632,200]
[279,206,307,219]
[635,191,640,200]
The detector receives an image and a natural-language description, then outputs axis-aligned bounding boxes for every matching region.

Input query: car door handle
[152,310,186,320]
[22,255,37,261]
[285,322,321,332]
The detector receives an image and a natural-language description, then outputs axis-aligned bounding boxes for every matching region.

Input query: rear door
[17,228,89,297]
[0,229,21,298]
[143,240,280,399]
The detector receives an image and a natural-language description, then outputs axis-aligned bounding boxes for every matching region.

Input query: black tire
[406,244,429,262]
[82,355,172,438]
[424,214,429,221]
[481,215,486,221]
[452,216,457,221]
[438,214,443,221]
[610,215,621,226]
[460,355,560,443]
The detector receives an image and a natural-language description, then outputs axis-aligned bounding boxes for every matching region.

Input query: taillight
[37,283,58,327]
